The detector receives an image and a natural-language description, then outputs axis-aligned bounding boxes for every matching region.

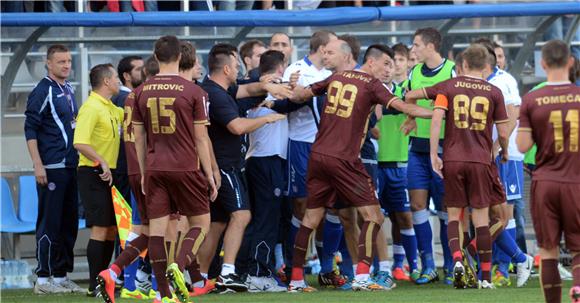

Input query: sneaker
[415,268,439,285]
[276,265,287,283]
[339,278,353,291]
[86,289,98,297]
[479,280,496,289]
[56,278,86,293]
[166,263,189,303]
[392,267,410,281]
[463,250,479,289]
[492,271,511,287]
[409,269,421,282]
[559,263,573,280]
[288,281,317,293]
[452,261,466,289]
[318,271,347,288]
[516,255,533,287]
[153,296,177,303]
[351,278,384,291]
[33,280,70,294]
[135,275,153,296]
[148,289,157,299]
[373,271,396,290]
[190,279,216,297]
[443,269,453,285]
[121,288,150,299]
[246,276,287,293]
[570,285,580,303]
[217,273,248,292]
[96,270,117,303]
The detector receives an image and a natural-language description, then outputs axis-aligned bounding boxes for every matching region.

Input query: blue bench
[1,178,35,259]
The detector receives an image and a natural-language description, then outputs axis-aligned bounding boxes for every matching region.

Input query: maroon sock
[447,221,462,263]
[291,226,313,281]
[186,258,204,284]
[475,226,492,282]
[112,234,149,274]
[488,217,504,241]
[149,236,172,298]
[356,221,380,275]
[176,227,204,271]
[462,231,471,249]
[573,253,580,287]
[541,259,562,303]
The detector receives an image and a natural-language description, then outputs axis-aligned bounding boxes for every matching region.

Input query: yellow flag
[111,186,132,248]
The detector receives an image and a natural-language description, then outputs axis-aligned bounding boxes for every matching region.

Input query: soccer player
[427,44,510,289]
[392,43,411,88]
[405,27,456,284]
[269,32,294,67]
[288,40,432,292]
[133,35,217,303]
[375,45,419,282]
[240,39,267,78]
[516,39,580,303]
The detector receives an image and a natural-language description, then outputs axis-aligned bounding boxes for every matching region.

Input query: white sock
[136,269,148,281]
[201,272,208,279]
[355,273,370,282]
[379,261,391,273]
[221,263,236,276]
[37,277,50,285]
[352,265,357,274]
[290,279,305,287]
[108,269,118,281]
[193,280,205,288]
[53,277,66,284]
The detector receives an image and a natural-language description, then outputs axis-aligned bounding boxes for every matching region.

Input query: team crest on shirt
[48,182,56,191]
[274,188,281,197]
[509,184,517,193]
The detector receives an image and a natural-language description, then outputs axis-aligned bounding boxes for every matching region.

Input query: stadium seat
[17,175,38,224]
[1,177,35,259]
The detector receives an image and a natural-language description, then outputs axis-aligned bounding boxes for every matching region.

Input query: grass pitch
[0,275,572,303]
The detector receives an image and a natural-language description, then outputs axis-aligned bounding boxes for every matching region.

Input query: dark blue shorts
[495,157,524,202]
[287,140,312,198]
[407,152,444,211]
[378,165,410,213]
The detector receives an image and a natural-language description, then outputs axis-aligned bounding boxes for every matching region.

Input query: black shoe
[217,273,248,292]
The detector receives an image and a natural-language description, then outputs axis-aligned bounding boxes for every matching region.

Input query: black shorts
[211,167,250,223]
[78,166,116,227]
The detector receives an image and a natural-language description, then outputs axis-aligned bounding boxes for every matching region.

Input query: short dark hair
[571,55,579,83]
[259,50,285,75]
[309,30,336,54]
[492,41,503,50]
[47,44,69,60]
[89,63,114,88]
[392,43,409,59]
[462,45,488,71]
[208,43,238,74]
[363,44,394,64]
[414,27,442,52]
[154,35,181,64]
[270,32,290,43]
[117,55,142,85]
[240,40,266,65]
[142,56,159,79]
[339,34,361,62]
[454,50,464,68]
[473,38,497,67]
[542,39,571,69]
[179,41,197,72]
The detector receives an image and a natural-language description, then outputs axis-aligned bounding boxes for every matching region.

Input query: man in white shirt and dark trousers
[245,50,289,292]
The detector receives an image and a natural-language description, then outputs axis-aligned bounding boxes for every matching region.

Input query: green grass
[0,276,573,303]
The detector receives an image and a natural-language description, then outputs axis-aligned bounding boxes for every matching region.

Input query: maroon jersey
[424,76,508,164]
[132,75,209,172]
[124,90,140,176]
[310,70,398,161]
[519,83,580,183]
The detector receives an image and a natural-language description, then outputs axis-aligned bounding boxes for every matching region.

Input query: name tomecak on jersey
[142,83,185,91]
[534,94,580,106]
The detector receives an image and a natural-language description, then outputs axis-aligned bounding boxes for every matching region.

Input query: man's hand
[99,161,113,186]
[265,83,292,100]
[260,73,281,84]
[208,176,218,202]
[258,100,274,109]
[431,154,444,179]
[500,149,509,163]
[34,164,48,186]
[265,113,286,123]
[400,117,417,135]
[289,71,300,88]
[140,174,146,195]
[213,170,222,191]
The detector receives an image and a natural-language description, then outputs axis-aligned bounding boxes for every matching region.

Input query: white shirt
[246,95,289,159]
[489,67,524,161]
[282,56,332,143]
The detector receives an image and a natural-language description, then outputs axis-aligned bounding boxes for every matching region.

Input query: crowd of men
[24,27,579,303]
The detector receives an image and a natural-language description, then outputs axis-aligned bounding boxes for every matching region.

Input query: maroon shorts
[443,162,498,209]
[306,153,379,209]
[145,170,210,219]
[128,174,149,224]
[531,180,580,251]
[489,164,507,206]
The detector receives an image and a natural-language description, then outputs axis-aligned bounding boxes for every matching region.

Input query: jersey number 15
[147,97,176,134]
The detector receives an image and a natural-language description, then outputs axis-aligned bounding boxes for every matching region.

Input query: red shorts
[489,164,506,206]
[443,162,499,209]
[306,153,379,209]
[128,174,149,224]
[145,170,210,219]
[531,180,580,251]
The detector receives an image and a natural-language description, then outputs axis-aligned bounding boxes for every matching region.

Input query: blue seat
[18,175,38,224]
[17,175,87,229]
[1,178,35,233]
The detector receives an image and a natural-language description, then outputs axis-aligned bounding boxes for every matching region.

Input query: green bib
[377,84,409,162]
[523,82,546,165]
[409,60,455,139]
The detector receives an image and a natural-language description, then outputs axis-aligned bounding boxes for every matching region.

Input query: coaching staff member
[25,44,84,294]
[73,63,124,295]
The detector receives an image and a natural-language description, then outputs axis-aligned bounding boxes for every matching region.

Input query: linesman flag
[111,186,132,248]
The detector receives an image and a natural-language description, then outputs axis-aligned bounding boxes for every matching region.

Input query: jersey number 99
[325,81,358,119]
